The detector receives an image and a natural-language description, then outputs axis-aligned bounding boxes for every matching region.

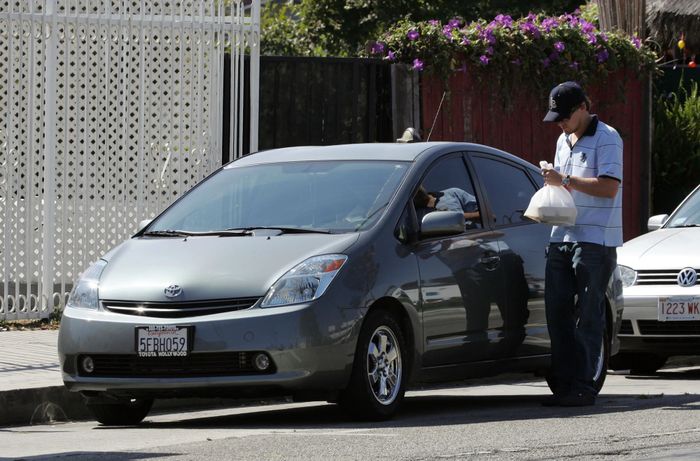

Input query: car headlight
[66,260,108,310]
[618,265,637,288]
[261,254,347,307]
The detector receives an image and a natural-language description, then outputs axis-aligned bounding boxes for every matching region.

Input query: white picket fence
[0,0,260,320]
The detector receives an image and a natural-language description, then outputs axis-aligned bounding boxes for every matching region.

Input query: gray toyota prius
[58,142,623,424]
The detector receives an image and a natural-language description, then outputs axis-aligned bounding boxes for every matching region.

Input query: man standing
[541,81,623,406]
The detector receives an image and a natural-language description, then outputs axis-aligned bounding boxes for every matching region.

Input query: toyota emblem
[164,284,183,298]
[677,268,698,287]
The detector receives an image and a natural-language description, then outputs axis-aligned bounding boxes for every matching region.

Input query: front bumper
[618,285,700,355]
[58,301,362,398]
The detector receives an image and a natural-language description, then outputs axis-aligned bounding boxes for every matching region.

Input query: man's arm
[543,169,619,198]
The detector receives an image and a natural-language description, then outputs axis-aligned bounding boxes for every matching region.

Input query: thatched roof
[647,0,700,52]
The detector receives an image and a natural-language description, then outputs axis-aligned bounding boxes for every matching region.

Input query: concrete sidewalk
[0,330,83,427]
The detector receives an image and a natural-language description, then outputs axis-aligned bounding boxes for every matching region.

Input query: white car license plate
[136,325,191,357]
[657,296,700,321]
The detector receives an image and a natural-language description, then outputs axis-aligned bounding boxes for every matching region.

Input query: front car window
[148,160,409,233]
[667,186,700,228]
[413,154,482,231]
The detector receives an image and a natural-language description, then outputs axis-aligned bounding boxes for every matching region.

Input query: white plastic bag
[524,161,577,225]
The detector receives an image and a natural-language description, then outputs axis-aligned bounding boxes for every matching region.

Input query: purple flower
[487,46,494,55]
[385,50,396,61]
[600,33,609,42]
[520,21,541,38]
[565,14,579,27]
[412,58,424,71]
[479,55,490,65]
[586,33,597,45]
[596,49,609,63]
[428,20,440,26]
[554,41,565,52]
[542,57,551,68]
[370,42,385,55]
[494,14,513,28]
[580,20,595,34]
[631,36,642,49]
[443,24,454,40]
[485,29,496,45]
[407,30,419,41]
[460,36,471,46]
[541,18,559,32]
[448,18,461,29]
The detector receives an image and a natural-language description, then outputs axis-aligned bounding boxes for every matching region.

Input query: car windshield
[148,160,409,233]
[666,186,700,228]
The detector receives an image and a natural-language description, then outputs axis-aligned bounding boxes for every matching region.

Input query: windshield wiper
[143,229,253,237]
[142,229,195,237]
[676,224,699,228]
[225,226,332,234]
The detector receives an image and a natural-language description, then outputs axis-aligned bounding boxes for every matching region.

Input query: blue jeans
[545,242,617,395]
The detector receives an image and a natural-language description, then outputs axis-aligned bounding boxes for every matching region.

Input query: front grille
[102,297,260,318]
[636,269,699,286]
[638,320,700,335]
[619,319,633,335]
[77,352,274,377]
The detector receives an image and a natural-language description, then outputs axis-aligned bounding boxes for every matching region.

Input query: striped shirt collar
[565,115,599,149]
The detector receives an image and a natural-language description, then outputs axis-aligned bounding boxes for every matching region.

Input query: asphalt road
[3,366,700,461]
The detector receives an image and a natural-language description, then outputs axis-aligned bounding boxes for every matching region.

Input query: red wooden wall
[421,70,649,241]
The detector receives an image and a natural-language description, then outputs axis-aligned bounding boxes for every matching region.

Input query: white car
[613,184,700,374]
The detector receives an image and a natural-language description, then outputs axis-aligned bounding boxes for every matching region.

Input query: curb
[0,385,288,428]
[0,386,91,427]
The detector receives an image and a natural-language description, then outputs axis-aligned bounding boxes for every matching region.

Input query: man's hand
[542,168,619,199]
[542,168,565,186]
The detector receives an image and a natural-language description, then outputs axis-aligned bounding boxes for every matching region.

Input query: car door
[468,152,552,358]
[414,153,509,366]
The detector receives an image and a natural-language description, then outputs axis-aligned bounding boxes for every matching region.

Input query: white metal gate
[0,0,259,320]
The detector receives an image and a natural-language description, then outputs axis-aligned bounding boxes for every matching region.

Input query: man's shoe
[556,391,595,407]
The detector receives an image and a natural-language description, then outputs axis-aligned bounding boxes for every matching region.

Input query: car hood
[617,227,700,269]
[98,233,360,301]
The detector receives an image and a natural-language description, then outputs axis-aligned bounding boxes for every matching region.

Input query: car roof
[225,142,535,169]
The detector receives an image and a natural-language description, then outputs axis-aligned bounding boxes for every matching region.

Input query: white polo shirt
[551,115,623,247]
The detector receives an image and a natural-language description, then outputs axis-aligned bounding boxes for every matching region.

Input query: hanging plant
[368,11,657,95]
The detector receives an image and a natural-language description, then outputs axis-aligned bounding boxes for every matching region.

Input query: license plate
[657,296,700,321]
[136,325,191,357]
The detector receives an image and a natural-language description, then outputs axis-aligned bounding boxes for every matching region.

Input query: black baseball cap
[543,81,587,122]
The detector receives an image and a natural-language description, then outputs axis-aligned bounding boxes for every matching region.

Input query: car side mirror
[647,214,668,232]
[138,219,153,232]
[420,211,465,238]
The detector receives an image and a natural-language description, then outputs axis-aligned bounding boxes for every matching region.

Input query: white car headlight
[618,265,637,288]
[66,260,107,310]
[261,254,347,308]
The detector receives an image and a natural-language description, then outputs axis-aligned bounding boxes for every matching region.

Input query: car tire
[339,310,406,421]
[86,397,153,426]
[546,316,610,395]
[610,353,667,375]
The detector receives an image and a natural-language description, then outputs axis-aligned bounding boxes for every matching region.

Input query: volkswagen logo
[164,284,183,298]
[677,268,698,287]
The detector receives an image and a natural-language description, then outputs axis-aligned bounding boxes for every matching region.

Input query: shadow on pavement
[91,389,700,432]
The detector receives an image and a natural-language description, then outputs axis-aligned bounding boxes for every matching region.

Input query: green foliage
[652,80,700,213]
[372,11,656,95]
[261,0,583,57]
[260,2,322,56]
